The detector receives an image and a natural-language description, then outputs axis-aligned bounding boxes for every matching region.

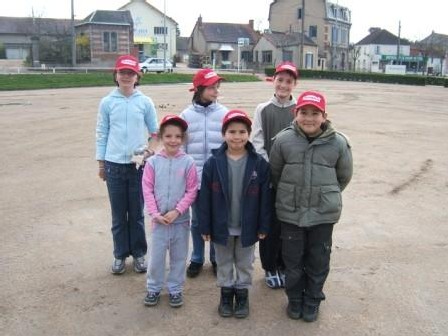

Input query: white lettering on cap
[121,59,137,66]
[302,95,321,103]
[204,71,218,79]
[280,64,296,72]
[231,112,246,118]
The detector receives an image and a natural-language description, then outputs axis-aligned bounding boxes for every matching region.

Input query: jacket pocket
[318,185,342,214]
[275,182,296,212]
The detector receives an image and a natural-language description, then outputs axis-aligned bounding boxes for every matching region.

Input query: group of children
[96,55,353,322]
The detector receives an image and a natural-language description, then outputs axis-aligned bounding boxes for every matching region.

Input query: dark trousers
[281,221,334,306]
[105,161,147,260]
[259,190,284,272]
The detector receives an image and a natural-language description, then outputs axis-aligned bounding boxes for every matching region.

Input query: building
[75,10,134,66]
[0,16,74,64]
[268,0,352,70]
[119,0,177,62]
[355,28,412,73]
[416,31,448,76]
[253,31,318,69]
[176,36,189,63]
[189,16,260,69]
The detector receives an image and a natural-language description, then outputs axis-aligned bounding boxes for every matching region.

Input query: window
[305,53,314,69]
[255,50,259,62]
[341,29,347,45]
[297,8,302,19]
[332,26,338,44]
[154,26,167,35]
[221,51,230,61]
[375,45,380,55]
[309,25,317,38]
[282,50,293,62]
[241,51,253,62]
[262,50,272,63]
[103,32,117,52]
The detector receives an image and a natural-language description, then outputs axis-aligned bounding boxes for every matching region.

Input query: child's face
[115,69,138,89]
[223,121,250,152]
[295,106,327,137]
[200,82,220,102]
[273,72,296,100]
[161,125,184,156]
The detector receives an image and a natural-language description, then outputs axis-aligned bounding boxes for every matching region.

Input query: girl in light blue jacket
[180,68,228,278]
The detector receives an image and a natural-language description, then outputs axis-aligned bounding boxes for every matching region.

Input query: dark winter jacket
[198,142,271,247]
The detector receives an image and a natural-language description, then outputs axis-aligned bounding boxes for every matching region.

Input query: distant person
[198,110,271,318]
[142,115,198,308]
[269,91,353,322]
[95,54,158,275]
[250,62,299,289]
[180,68,228,278]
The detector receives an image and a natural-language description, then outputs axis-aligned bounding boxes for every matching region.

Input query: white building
[119,0,177,61]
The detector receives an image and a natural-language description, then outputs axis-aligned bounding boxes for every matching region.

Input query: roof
[119,0,177,25]
[356,29,411,46]
[176,37,189,51]
[76,10,133,26]
[0,16,76,35]
[199,22,259,44]
[419,32,448,46]
[263,31,317,47]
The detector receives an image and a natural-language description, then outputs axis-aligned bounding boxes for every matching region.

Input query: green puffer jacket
[270,121,353,227]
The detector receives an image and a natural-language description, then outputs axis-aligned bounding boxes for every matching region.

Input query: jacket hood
[110,88,144,99]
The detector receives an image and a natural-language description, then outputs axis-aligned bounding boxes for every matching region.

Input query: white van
[139,58,173,73]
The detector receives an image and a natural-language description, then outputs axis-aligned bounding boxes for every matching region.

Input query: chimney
[368,27,381,34]
[197,15,203,28]
[249,20,254,29]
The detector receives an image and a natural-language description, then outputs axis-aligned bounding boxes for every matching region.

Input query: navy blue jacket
[198,141,271,248]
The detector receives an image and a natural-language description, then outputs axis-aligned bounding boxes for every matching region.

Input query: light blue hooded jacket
[96,88,158,163]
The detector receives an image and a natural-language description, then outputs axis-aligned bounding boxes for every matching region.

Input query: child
[198,110,271,318]
[269,91,353,322]
[96,54,158,275]
[251,61,299,289]
[142,115,198,308]
[180,68,228,278]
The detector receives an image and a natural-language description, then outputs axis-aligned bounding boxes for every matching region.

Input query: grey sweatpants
[214,236,255,289]
[146,221,190,294]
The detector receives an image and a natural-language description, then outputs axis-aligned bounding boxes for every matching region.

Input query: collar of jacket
[271,95,296,108]
[156,148,185,158]
[291,120,336,144]
[111,88,142,99]
[192,101,219,113]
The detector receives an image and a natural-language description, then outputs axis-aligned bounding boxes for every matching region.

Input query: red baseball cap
[274,61,298,79]
[160,114,188,131]
[189,68,223,92]
[114,55,140,73]
[295,91,326,113]
[222,110,252,130]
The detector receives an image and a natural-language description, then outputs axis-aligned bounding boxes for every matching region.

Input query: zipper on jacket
[167,158,172,212]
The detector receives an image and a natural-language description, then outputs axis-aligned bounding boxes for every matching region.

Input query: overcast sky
[1,0,446,43]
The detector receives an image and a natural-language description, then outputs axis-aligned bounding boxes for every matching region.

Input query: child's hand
[258,233,267,240]
[202,235,210,241]
[98,167,106,181]
[163,210,180,224]
[155,215,168,225]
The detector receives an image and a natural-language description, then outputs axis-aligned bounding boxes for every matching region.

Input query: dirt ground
[0,79,447,336]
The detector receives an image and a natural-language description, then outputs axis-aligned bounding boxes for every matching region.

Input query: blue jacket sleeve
[197,159,213,236]
[95,98,109,160]
[144,97,158,134]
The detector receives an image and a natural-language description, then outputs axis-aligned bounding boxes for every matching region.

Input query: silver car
[139,58,173,73]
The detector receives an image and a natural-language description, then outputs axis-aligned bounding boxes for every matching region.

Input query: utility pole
[71,0,76,66]
[396,20,401,65]
[163,0,167,71]
[300,0,305,68]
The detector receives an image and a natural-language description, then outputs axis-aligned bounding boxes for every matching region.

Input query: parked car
[139,58,173,73]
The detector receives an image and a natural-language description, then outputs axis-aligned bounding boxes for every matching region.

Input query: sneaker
[169,292,183,308]
[265,270,282,289]
[144,292,160,306]
[302,304,320,322]
[211,261,218,276]
[133,256,147,273]
[111,258,125,274]
[278,270,286,288]
[286,301,302,320]
[186,262,203,278]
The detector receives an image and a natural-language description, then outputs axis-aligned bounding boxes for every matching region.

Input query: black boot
[286,300,302,320]
[302,304,320,322]
[234,288,249,318]
[218,287,234,317]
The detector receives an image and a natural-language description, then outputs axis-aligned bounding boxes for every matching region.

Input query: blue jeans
[190,198,215,264]
[105,161,147,259]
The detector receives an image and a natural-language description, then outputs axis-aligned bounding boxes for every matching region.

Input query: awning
[219,44,234,51]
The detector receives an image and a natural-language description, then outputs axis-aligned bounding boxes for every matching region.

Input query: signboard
[385,65,406,75]
[381,55,424,62]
